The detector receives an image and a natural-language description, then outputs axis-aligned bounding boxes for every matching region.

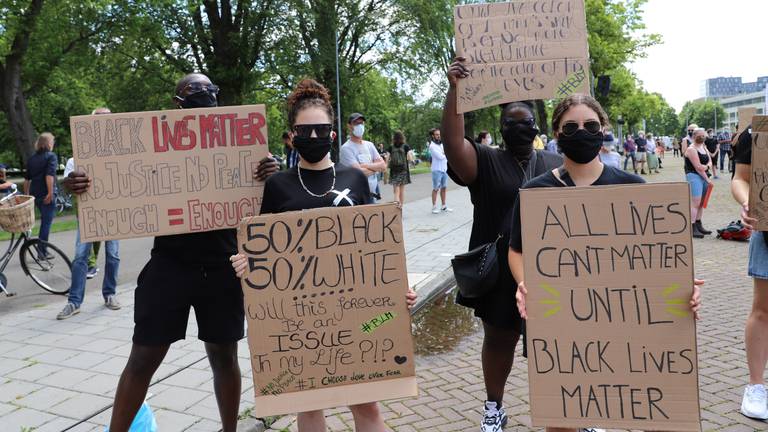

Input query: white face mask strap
[331,188,354,206]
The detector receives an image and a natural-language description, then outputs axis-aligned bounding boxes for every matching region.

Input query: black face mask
[178,90,218,109]
[293,135,331,163]
[687,131,693,138]
[558,129,604,164]
[503,123,539,160]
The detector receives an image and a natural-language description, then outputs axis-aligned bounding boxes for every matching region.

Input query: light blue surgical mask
[352,124,365,138]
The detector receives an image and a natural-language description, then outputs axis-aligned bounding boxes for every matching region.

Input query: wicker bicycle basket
[0,195,36,233]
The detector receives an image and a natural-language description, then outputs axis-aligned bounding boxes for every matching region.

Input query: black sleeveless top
[684,147,710,174]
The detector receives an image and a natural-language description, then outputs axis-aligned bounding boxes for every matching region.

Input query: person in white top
[338,112,386,203]
[428,128,452,213]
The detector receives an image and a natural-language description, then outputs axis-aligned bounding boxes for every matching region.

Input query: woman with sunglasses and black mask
[508,94,703,432]
[442,57,563,432]
[231,79,416,431]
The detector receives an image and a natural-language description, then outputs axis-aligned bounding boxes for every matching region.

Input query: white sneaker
[741,384,768,420]
[431,206,440,214]
[480,401,507,432]
[441,205,453,212]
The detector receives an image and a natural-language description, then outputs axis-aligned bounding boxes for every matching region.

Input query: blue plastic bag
[105,401,158,432]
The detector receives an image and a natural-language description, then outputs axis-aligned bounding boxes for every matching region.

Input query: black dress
[448,142,562,331]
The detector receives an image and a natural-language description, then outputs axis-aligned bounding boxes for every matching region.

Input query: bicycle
[0,192,72,297]
[55,191,72,215]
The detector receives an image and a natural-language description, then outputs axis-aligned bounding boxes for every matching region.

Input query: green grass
[409,162,431,175]
[0,219,78,242]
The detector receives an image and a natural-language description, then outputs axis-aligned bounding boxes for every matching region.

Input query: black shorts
[133,253,245,345]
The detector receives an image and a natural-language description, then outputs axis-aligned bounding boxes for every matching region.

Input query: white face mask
[352,124,365,138]
[486,137,493,145]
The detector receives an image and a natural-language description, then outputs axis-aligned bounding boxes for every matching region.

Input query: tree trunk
[0,72,37,162]
[0,0,45,164]
[535,99,549,135]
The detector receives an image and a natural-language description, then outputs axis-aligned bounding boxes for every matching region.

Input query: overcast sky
[630,0,768,111]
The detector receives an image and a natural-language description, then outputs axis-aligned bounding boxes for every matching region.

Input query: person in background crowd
[532,133,545,150]
[539,134,548,148]
[509,93,702,432]
[685,128,713,238]
[429,128,453,214]
[388,131,412,205]
[655,137,665,167]
[718,129,732,173]
[379,143,390,185]
[339,113,386,203]
[634,131,648,174]
[231,78,417,431]
[545,135,559,153]
[645,133,659,174]
[705,128,720,179]
[63,73,279,432]
[599,141,621,169]
[682,123,698,152]
[673,136,682,157]
[442,56,563,432]
[623,134,637,173]
[283,131,299,170]
[476,131,490,146]
[731,125,768,420]
[24,132,57,259]
[57,107,121,320]
[0,167,17,195]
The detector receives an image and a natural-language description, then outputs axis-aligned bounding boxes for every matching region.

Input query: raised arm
[442,57,478,185]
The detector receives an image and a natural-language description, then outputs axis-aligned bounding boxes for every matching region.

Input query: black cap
[348,113,365,123]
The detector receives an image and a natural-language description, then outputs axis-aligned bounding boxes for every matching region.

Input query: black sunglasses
[560,120,602,137]
[293,124,333,138]
[185,83,219,95]
[503,118,536,128]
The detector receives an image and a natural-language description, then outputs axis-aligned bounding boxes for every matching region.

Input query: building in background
[701,76,768,99]
[721,90,766,131]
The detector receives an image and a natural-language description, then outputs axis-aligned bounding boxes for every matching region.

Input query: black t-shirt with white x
[260,165,371,214]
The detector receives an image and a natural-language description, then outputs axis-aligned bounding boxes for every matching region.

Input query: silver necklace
[298,163,336,197]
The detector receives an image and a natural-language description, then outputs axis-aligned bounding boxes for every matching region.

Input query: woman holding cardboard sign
[508,94,703,432]
[730,127,768,420]
[442,56,563,432]
[231,79,416,432]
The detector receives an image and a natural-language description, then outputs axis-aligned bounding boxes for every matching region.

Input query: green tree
[679,99,725,131]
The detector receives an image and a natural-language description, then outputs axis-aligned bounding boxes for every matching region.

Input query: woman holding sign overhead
[231,79,417,432]
[442,57,563,432]
[508,94,703,432]
[731,127,768,420]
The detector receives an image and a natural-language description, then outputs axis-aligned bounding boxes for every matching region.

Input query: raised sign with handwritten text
[70,105,268,242]
[520,183,700,431]
[454,0,590,113]
[238,203,417,416]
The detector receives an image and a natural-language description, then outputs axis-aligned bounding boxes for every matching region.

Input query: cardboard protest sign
[70,105,269,242]
[238,203,417,416]
[749,116,768,230]
[521,183,700,431]
[454,0,590,113]
[738,107,757,133]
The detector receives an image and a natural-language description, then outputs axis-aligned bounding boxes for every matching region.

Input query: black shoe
[696,220,712,235]
[692,223,705,238]
[641,170,647,175]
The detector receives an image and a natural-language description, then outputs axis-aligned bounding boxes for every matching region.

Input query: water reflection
[412,287,481,355]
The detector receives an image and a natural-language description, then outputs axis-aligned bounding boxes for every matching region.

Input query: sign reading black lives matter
[521,183,700,431]
[454,0,590,113]
[238,203,417,416]
[70,105,269,242]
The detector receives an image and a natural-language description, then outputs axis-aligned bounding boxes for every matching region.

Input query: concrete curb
[411,266,455,314]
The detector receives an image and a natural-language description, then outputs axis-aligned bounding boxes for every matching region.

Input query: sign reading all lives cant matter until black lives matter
[520,183,701,431]
[70,105,269,242]
[238,203,417,416]
[749,115,768,231]
[454,0,590,113]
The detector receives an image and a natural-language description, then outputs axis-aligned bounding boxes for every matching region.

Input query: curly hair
[286,79,335,127]
[551,93,610,134]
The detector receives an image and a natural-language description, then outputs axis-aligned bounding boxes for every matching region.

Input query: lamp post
[334,29,342,162]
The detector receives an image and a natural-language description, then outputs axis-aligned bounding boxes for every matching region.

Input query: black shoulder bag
[452,150,541,298]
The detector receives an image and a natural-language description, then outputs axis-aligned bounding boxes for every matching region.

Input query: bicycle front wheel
[20,239,72,295]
